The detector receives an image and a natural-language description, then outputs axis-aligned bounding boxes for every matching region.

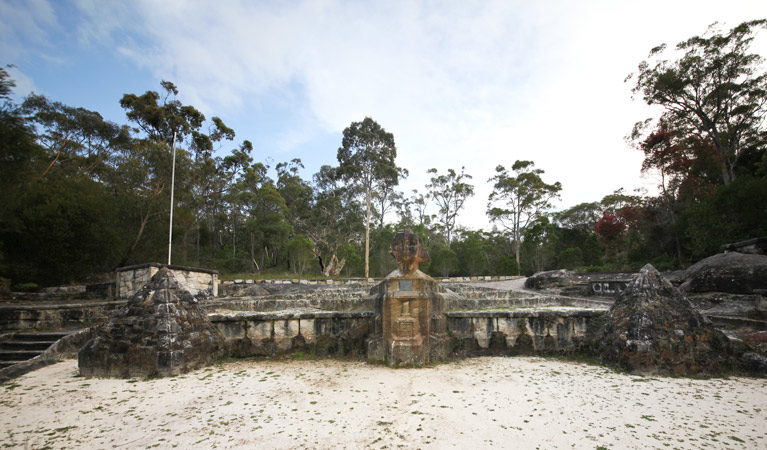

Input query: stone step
[12,331,70,342]
[0,361,18,369]
[0,350,42,361]
[707,314,767,331]
[0,341,53,351]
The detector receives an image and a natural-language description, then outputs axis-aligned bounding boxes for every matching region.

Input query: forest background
[1,20,766,288]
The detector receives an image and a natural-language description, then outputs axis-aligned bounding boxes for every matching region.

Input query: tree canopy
[2,17,766,288]
[487,160,562,264]
[629,19,767,185]
[336,117,400,278]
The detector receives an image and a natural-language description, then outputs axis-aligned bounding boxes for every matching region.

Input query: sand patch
[1,357,765,449]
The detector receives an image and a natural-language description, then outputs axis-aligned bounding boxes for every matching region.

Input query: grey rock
[78,268,223,378]
[598,264,731,375]
[680,252,767,294]
[524,269,574,290]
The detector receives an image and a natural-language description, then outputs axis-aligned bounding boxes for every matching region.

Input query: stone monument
[79,268,223,378]
[598,264,731,375]
[367,229,449,366]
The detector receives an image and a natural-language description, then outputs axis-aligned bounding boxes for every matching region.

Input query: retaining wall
[208,308,606,360]
[0,301,125,331]
[447,309,605,355]
[209,311,373,358]
[116,263,218,299]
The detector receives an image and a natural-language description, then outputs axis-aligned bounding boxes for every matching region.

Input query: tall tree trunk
[250,232,257,272]
[365,190,371,278]
[196,222,200,265]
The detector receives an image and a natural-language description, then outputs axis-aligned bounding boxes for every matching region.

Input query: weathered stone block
[599,264,732,375]
[79,268,223,378]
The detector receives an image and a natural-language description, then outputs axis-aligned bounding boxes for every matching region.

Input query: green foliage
[452,230,487,276]
[487,160,562,265]
[496,254,519,276]
[521,216,558,275]
[13,282,40,292]
[336,117,401,277]
[337,244,363,277]
[426,167,474,247]
[1,176,122,285]
[369,226,397,277]
[582,234,603,266]
[681,176,767,260]
[630,19,767,186]
[286,235,314,276]
[558,247,583,270]
[429,246,458,277]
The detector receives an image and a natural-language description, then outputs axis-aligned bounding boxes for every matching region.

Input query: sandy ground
[1,357,765,449]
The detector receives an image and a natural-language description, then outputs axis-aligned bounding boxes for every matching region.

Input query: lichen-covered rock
[524,269,574,290]
[79,268,223,378]
[679,252,767,294]
[598,264,731,375]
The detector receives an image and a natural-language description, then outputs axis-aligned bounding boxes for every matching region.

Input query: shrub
[558,247,583,270]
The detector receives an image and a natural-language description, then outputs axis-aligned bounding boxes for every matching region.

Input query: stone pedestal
[367,270,449,366]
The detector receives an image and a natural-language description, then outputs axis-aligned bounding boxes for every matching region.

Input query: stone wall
[0,301,126,332]
[447,309,605,355]
[210,311,373,358]
[116,263,218,299]
[218,275,519,291]
[208,308,605,360]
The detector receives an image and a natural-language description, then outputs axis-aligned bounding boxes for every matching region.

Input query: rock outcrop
[679,252,767,294]
[598,264,731,375]
[79,268,223,378]
[524,269,574,290]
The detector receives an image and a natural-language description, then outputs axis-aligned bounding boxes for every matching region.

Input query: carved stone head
[390,229,430,275]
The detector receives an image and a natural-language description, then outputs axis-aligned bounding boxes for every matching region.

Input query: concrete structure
[116,263,218,299]
[590,280,628,297]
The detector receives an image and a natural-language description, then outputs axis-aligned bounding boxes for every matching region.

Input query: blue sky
[2,0,765,229]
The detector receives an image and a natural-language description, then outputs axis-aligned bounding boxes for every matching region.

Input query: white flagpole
[168,131,177,265]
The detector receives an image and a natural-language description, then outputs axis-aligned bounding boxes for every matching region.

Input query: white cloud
[0,0,59,62]
[54,0,767,228]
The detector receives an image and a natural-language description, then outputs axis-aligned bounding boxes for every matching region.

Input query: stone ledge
[116,263,218,275]
[0,300,126,311]
[218,275,521,285]
[209,311,374,321]
[445,308,605,318]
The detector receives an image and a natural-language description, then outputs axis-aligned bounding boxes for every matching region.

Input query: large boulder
[679,252,767,294]
[524,269,574,290]
[79,268,223,378]
[598,264,731,375]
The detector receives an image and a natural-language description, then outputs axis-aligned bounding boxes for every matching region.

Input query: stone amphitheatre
[1,232,767,449]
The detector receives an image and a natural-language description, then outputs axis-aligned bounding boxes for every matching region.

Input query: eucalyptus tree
[118,81,236,265]
[628,19,767,185]
[21,94,130,179]
[373,174,407,228]
[276,158,314,234]
[487,160,562,265]
[409,189,432,226]
[306,165,364,276]
[425,167,474,248]
[336,117,401,277]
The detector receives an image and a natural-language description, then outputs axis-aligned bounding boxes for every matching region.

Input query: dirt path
[2,357,765,449]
